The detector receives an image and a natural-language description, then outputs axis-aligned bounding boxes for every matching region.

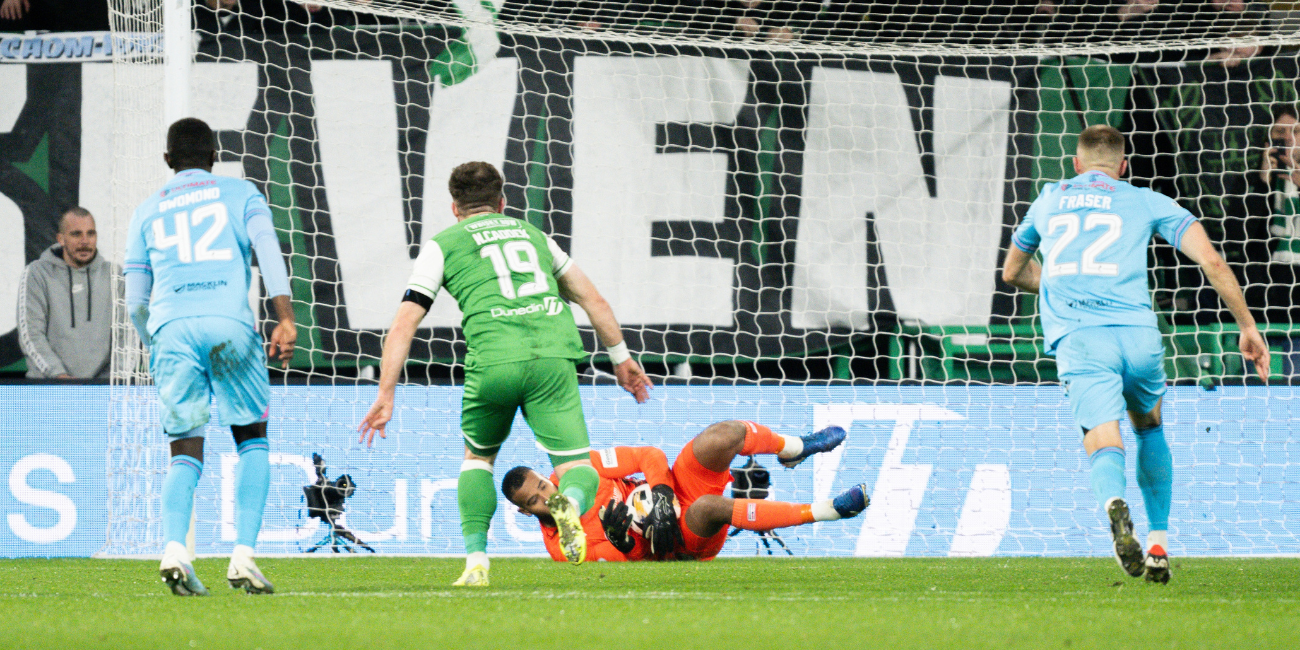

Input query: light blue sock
[1135,425,1173,532]
[1088,446,1127,511]
[163,455,202,546]
[235,437,271,548]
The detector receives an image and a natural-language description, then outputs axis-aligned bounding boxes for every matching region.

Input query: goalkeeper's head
[449,161,505,220]
[165,117,216,172]
[1073,124,1126,180]
[501,465,557,524]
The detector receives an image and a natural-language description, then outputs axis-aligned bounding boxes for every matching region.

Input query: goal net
[102,0,1300,558]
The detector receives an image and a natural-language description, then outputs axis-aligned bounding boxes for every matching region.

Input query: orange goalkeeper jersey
[539,446,675,562]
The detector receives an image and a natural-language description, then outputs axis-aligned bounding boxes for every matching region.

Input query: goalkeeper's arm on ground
[591,447,680,555]
[544,527,646,563]
[539,506,648,562]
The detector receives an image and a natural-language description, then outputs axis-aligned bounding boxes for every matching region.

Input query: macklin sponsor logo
[490,297,565,318]
[173,280,228,294]
[1066,298,1114,311]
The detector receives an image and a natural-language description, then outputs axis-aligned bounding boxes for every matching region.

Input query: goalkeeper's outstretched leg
[676,420,862,550]
[685,420,846,474]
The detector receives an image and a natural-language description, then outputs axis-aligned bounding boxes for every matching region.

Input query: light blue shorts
[150,316,269,435]
[1055,325,1167,433]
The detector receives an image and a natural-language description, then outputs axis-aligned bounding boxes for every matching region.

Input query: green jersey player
[358,161,652,586]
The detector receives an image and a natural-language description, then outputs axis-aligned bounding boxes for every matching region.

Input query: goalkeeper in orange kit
[502,421,869,561]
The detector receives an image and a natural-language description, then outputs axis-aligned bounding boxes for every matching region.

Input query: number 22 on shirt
[1044,212,1121,277]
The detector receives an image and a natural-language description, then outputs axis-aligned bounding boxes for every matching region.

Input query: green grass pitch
[2,557,1298,649]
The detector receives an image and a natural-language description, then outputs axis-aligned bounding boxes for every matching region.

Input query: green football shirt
[404,213,585,368]
[1269,176,1300,264]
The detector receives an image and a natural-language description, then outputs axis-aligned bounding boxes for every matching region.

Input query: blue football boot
[780,426,848,468]
[832,483,870,518]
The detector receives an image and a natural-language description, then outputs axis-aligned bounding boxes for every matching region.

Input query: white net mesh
[190,0,1300,57]
[101,0,1300,557]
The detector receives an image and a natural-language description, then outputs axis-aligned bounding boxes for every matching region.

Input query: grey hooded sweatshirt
[17,244,119,378]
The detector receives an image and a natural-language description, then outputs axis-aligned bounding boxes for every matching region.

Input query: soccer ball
[625,483,680,534]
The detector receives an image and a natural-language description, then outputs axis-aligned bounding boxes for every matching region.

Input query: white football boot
[160,541,208,596]
[227,544,275,594]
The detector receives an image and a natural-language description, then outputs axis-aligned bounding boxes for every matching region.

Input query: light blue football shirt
[124,169,271,335]
[1012,171,1197,354]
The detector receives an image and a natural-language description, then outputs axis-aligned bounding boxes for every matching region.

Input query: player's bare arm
[358,300,428,445]
[267,294,297,369]
[556,263,653,403]
[1177,222,1270,380]
[1001,246,1041,294]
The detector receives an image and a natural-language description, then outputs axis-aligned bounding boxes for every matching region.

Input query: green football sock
[457,463,496,555]
[556,464,599,515]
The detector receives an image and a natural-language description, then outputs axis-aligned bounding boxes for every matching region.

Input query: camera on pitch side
[303,452,356,521]
[302,452,374,553]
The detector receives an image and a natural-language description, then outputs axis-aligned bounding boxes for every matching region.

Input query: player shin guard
[731,499,815,530]
[163,455,202,545]
[557,463,599,515]
[1135,425,1173,533]
[1088,446,1127,511]
[234,438,270,548]
[458,460,496,555]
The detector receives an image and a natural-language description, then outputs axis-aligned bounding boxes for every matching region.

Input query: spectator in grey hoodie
[17,207,118,379]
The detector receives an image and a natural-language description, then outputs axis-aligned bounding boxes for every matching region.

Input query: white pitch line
[270,591,1300,606]
[276,590,854,602]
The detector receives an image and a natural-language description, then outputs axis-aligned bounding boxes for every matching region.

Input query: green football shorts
[460,357,590,464]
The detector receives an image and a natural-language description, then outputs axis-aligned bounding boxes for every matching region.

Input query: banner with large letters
[6,30,1295,372]
[3,385,1297,558]
[0,28,1036,369]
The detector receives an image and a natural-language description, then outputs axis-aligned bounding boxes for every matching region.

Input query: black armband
[402,289,433,310]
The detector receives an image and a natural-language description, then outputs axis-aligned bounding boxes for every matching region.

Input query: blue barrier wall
[1,387,108,557]
[2,385,1297,558]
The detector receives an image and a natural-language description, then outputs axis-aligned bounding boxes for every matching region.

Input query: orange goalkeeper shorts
[670,440,732,560]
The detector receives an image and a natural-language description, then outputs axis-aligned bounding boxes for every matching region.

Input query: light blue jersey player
[1003,125,1269,585]
[124,118,297,597]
